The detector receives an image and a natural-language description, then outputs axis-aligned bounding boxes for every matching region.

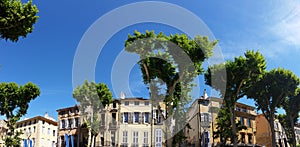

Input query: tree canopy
[247,68,300,147]
[125,30,217,145]
[0,82,40,146]
[72,80,113,147]
[205,50,266,147]
[0,0,38,42]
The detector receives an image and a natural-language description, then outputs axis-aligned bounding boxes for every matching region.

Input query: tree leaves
[0,0,38,42]
[0,82,40,146]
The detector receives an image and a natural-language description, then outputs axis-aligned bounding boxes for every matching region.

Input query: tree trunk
[87,128,92,147]
[269,113,276,147]
[91,135,95,147]
[87,111,93,147]
[229,107,238,147]
[289,115,296,147]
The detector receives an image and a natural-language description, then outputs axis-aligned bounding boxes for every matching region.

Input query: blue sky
[1,0,300,120]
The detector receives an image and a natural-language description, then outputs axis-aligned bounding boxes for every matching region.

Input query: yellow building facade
[15,114,58,147]
[185,97,257,146]
[57,105,87,147]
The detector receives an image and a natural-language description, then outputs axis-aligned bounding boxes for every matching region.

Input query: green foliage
[125,30,217,145]
[213,106,246,145]
[247,68,299,147]
[247,68,299,121]
[277,114,295,146]
[0,82,40,146]
[0,0,38,42]
[281,89,300,147]
[205,50,266,146]
[72,80,113,147]
[205,50,266,105]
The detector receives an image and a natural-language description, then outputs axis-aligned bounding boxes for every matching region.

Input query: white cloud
[269,2,300,47]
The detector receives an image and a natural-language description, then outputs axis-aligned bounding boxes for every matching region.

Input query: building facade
[118,97,165,147]
[15,113,58,147]
[95,99,120,146]
[255,114,289,147]
[235,102,257,145]
[185,97,219,147]
[185,96,257,146]
[57,105,87,147]
[0,120,7,147]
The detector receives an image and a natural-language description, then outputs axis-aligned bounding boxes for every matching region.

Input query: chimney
[120,91,125,99]
[203,89,208,99]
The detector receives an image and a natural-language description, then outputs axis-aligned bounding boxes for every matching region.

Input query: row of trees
[0,0,40,146]
[206,51,300,147]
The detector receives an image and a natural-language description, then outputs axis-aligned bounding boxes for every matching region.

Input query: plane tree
[247,68,299,147]
[205,50,266,147]
[0,0,38,42]
[282,88,300,147]
[0,82,40,146]
[125,30,217,145]
[72,80,113,147]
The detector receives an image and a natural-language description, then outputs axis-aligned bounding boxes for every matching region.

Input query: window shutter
[121,113,124,123]
[209,114,212,122]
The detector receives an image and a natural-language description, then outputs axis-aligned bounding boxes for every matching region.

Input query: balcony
[109,121,118,130]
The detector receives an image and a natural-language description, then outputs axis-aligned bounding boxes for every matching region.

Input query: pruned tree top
[0,0,38,42]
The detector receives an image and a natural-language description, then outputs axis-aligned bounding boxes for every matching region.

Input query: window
[75,118,79,127]
[47,139,50,147]
[42,126,45,134]
[155,129,162,147]
[241,133,245,143]
[275,122,279,130]
[113,102,117,108]
[122,131,128,144]
[41,138,45,146]
[144,132,148,145]
[68,109,72,115]
[133,131,138,146]
[144,112,150,123]
[33,126,36,133]
[124,112,129,123]
[134,101,139,105]
[248,134,252,144]
[247,118,251,127]
[111,132,115,146]
[134,112,139,123]
[53,130,55,137]
[240,117,244,126]
[75,108,79,114]
[144,101,149,105]
[61,120,66,129]
[68,119,73,128]
[32,138,35,147]
[28,127,31,135]
[124,101,129,106]
[47,128,50,135]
